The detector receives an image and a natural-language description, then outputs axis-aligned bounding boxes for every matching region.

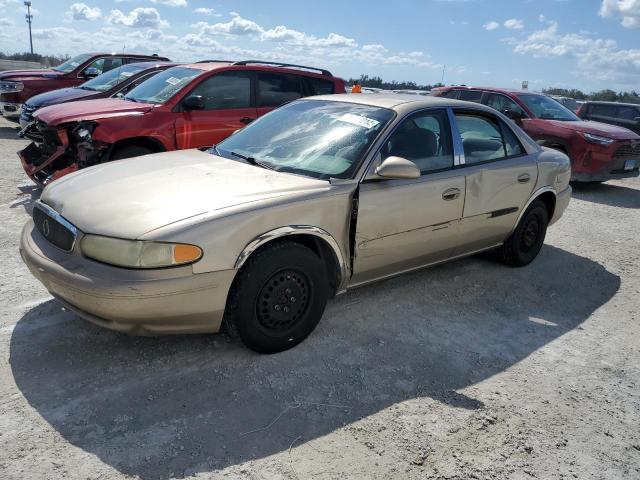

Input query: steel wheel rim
[520,216,540,252]
[256,269,311,331]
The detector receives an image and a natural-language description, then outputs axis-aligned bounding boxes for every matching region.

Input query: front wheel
[223,241,329,354]
[497,199,549,267]
[111,145,153,160]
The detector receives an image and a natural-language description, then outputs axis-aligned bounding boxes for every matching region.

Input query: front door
[452,110,538,253]
[175,71,257,149]
[351,108,466,286]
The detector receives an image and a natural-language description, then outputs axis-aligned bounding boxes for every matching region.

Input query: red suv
[0,52,170,120]
[19,60,346,185]
[432,86,640,182]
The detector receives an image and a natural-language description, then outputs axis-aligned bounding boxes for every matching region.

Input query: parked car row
[1,52,633,353]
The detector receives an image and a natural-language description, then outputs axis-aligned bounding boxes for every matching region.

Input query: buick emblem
[42,219,50,237]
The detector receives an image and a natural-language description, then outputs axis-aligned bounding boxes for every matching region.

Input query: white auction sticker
[165,77,180,85]
[121,71,134,77]
[338,113,380,129]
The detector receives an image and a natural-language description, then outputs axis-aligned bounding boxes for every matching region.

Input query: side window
[117,71,159,96]
[188,72,251,110]
[305,77,335,95]
[500,120,525,157]
[592,104,616,117]
[85,57,124,75]
[455,113,508,164]
[485,93,526,117]
[382,109,453,174]
[440,90,459,99]
[458,90,484,103]
[617,107,638,120]
[257,73,304,107]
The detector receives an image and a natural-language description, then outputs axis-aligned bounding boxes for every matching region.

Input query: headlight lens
[81,235,202,268]
[0,81,24,93]
[582,132,615,146]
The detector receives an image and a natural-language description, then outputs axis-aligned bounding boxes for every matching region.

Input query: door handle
[442,188,461,201]
[240,117,255,125]
[517,173,531,183]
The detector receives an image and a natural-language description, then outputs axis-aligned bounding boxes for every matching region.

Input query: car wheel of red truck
[223,241,329,354]
[111,145,153,160]
[497,199,549,267]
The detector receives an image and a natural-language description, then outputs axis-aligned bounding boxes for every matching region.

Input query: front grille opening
[614,144,640,160]
[33,205,76,251]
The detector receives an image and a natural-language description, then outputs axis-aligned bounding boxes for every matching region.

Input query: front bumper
[571,167,639,182]
[0,101,23,120]
[20,219,236,335]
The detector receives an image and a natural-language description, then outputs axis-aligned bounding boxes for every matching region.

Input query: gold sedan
[20,94,571,353]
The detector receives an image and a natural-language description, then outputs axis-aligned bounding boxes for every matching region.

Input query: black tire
[223,241,329,354]
[497,199,549,267]
[111,145,153,160]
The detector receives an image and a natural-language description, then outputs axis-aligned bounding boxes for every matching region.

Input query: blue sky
[1,0,639,92]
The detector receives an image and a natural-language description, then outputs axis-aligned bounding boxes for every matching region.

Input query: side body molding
[234,225,350,293]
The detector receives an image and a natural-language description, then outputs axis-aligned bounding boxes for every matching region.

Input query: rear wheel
[223,241,329,354]
[497,199,549,267]
[111,145,153,160]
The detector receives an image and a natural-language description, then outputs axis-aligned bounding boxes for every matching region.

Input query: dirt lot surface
[0,116,639,480]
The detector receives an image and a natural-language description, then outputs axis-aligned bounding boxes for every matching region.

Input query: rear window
[257,73,304,107]
[306,77,335,95]
[439,90,459,99]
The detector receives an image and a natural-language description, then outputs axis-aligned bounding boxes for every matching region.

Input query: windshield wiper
[230,151,277,171]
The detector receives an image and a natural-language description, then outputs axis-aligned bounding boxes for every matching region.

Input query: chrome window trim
[33,200,79,251]
[234,225,349,293]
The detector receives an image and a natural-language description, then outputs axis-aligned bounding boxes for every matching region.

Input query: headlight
[72,122,96,142]
[582,132,615,146]
[0,81,24,93]
[81,235,202,268]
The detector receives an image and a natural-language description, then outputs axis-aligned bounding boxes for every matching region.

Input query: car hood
[548,120,640,140]
[0,69,61,81]
[35,98,154,125]
[25,87,96,109]
[40,149,331,239]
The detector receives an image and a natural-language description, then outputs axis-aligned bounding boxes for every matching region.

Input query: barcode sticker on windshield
[165,77,180,85]
[338,113,380,129]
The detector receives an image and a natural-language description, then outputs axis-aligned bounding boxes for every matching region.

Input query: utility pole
[24,1,33,54]
[441,64,446,85]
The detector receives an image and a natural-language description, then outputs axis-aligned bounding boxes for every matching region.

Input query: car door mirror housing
[183,95,205,110]
[375,156,421,179]
[634,116,640,124]
[83,67,100,78]
[504,109,524,122]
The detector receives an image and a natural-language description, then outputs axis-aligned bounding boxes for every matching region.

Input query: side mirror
[83,67,99,78]
[504,109,524,122]
[634,116,640,124]
[183,95,205,110]
[375,156,420,179]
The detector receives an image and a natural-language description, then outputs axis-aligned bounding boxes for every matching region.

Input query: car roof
[126,61,178,69]
[88,53,168,59]
[583,100,640,108]
[180,61,337,78]
[308,93,497,113]
[437,85,541,96]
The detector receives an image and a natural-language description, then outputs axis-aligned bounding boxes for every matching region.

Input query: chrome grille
[32,203,77,252]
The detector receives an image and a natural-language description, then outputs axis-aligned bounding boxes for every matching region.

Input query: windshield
[217,100,395,180]
[80,64,146,92]
[517,94,580,121]
[52,54,93,73]
[124,66,200,104]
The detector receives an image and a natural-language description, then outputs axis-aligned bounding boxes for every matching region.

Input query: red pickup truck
[432,86,640,183]
[0,52,170,120]
[19,60,346,185]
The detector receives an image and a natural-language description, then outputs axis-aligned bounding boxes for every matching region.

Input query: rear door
[352,108,466,285]
[255,72,306,118]
[175,70,257,149]
[452,109,538,253]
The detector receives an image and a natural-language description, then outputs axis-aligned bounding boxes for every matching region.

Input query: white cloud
[539,14,545,22]
[31,27,77,39]
[65,3,101,22]
[107,7,169,29]
[511,22,640,82]
[194,7,219,16]
[599,0,640,28]
[362,44,388,53]
[0,17,14,26]
[483,21,500,31]
[150,0,187,7]
[504,19,524,30]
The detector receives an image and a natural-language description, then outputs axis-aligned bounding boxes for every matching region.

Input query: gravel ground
[0,116,639,480]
